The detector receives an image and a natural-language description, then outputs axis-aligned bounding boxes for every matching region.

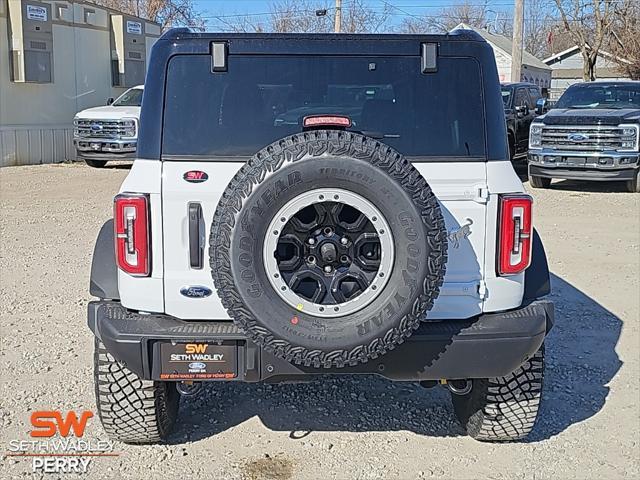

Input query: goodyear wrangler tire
[94,339,179,444]
[210,131,447,368]
[452,346,545,441]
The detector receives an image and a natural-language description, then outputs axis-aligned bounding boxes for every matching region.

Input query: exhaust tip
[447,379,472,396]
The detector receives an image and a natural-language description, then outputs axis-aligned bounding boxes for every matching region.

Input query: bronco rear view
[88,29,553,443]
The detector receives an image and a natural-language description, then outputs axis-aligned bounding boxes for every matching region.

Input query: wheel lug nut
[340,237,348,245]
[307,255,316,264]
[308,238,315,245]
[324,265,333,273]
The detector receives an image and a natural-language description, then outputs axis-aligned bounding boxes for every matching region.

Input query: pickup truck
[501,82,542,161]
[528,81,640,192]
[73,86,143,168]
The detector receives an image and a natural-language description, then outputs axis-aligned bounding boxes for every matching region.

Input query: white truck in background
[73,86,143,168]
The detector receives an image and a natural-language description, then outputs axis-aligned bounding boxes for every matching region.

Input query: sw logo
[30,410,93,438]
[183,170,209,183]
[185,343,208,354]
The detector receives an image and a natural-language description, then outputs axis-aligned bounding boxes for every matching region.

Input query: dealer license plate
[158,342,237,380]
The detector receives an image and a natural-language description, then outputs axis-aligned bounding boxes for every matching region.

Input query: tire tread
[210,130,447,368]
[93,339,178,444]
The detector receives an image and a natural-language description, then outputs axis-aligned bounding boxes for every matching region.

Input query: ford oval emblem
[183,170,209,183]
[189,362,207,370]
[90,123,103,131]
[180,286,212,298]
[568,133,589,142]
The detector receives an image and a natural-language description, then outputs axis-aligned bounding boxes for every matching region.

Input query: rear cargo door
[160,51,488,320]
[415,164,487,319]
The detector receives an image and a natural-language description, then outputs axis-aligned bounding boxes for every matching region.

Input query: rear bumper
[88,299,553,383]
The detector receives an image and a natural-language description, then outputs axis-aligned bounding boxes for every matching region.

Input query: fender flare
[89,220,120,300]
[523,228,551,303]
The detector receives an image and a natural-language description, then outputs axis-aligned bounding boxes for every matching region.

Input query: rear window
[162,55,486,159]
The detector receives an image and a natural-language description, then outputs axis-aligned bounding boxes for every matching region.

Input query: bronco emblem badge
[448,219,473,248]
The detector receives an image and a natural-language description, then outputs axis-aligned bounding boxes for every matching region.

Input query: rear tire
[93,338,179,444]
[529,175,551,189]
[626,170,640,193]
[452,346,544,442]
[85,159,108,168]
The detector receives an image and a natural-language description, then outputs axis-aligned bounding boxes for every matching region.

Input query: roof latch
[421,43,438,74]
[211,42,228,72]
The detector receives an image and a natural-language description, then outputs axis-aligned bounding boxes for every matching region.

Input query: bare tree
[340,0,392,33]
[269,0,331,33]
[553,0,619,81]
[90,0,204,30]
[398,0,489,33]
[215,0,389,34]
[609,0,640,79]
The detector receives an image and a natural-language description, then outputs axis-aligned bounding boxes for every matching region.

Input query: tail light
[498,194,532,275]
[114,194,150,276]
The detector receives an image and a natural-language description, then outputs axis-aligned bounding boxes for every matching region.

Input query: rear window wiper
[357,130,400,139]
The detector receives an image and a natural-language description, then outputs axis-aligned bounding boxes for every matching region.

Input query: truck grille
[74,119,134,139]
[540,125,628,151]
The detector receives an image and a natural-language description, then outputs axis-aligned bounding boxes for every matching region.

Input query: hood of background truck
[542,108,640,126]
[75,105,140,120]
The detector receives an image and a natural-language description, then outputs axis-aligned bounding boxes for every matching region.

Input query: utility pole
[334,0,342,33]
[511,0,524,82]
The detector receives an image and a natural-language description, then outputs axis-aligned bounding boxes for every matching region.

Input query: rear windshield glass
[162,55,486,158]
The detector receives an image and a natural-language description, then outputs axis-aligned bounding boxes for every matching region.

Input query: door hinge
[478,280,488,300]
[474,185,490,204]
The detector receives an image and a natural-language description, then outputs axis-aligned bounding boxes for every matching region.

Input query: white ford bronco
[73,86,143,168]
[88,30,554,443]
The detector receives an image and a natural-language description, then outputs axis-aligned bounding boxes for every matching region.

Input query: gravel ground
[1,162,638,479]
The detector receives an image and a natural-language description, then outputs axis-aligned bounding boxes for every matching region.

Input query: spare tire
[210,131,447,368]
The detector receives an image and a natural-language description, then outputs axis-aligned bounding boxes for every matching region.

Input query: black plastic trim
[523,228,551,303]
[188,202,204,269]
[89,220,119,300]
[88,299,553,382]
[160,155,489,163]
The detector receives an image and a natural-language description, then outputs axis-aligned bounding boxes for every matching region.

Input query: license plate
[158,342,237,380]
[90,142,102,151]
[563,156,586,166]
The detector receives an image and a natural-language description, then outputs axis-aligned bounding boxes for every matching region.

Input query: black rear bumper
[88,300,553,382]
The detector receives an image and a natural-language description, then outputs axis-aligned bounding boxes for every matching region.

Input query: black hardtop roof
[138,27,507,161]
[155,28,490,57]
[160,27,486,44]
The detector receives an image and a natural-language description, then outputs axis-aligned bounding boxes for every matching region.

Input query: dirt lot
[1,162,638,479]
